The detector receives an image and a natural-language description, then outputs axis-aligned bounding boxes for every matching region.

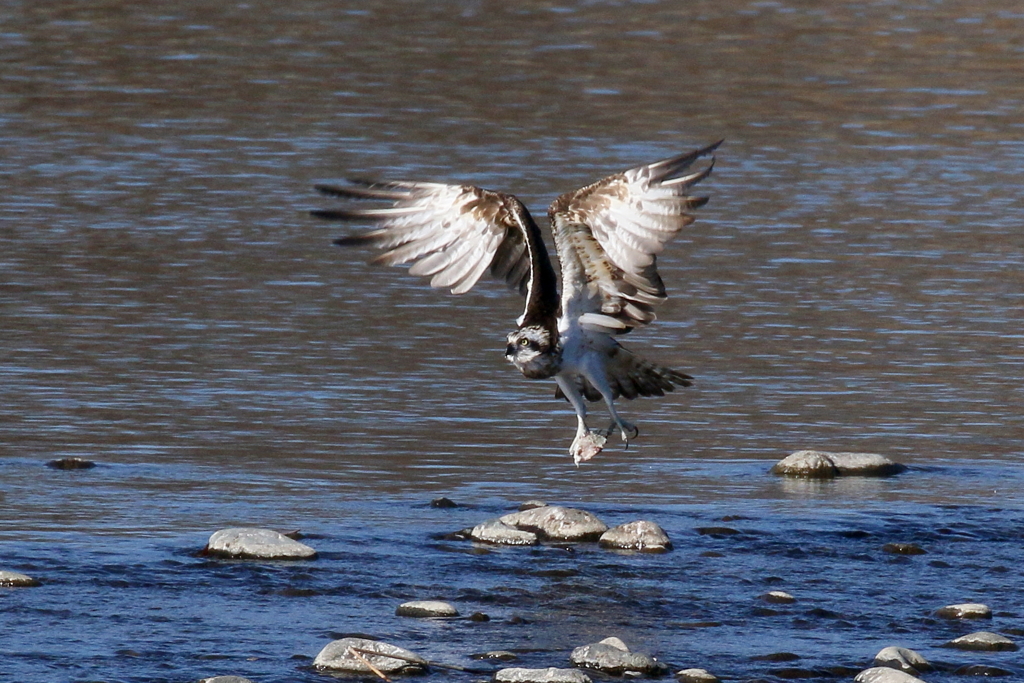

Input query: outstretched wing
[549,140,721,333]
[312,179,559,327]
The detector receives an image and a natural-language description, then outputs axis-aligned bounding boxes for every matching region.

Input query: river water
[2,1,1023,681]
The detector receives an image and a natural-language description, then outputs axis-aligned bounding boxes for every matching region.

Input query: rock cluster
[203,528,317,560]
[464,503,670,552]
[771,450,906,478]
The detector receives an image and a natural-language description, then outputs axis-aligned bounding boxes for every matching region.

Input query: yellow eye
[519,338,530,346]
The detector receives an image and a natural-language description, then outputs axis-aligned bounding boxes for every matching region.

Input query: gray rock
[771,450,905,478]
[205,528,317,560]
[935,602,992,619]
[0,570,40,587]
[197,677,255,683]
[569,637,667,676]
[396,600,459,617]
[474,651,518,662]
[854,667,927,683]
[470,519,539,546]
[872,646,931,674]
[520,500,549,510]
[760,590,796,604]
[494,667,592,683]
[499,506,608,541]
[676,668,720,683]
[599,520,672,552]
[314,637,427,674]
[944,631,1019,651]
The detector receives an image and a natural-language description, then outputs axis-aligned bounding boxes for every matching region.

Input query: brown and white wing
[549,140,720,333]
[312,179,559,326]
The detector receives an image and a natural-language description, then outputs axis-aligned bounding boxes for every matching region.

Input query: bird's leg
[555,375,606,466]
[582,368,639,445]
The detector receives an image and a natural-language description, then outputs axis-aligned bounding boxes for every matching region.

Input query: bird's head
[505,325,561,379]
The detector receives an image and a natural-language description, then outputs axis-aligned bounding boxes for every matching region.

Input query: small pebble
[395,600,459,618]
[313,637,427,674]
[854,666,927,683]
[944,631,1019,652]
[494,667,592,683]
[0,570,40,587]
[46,457,96,470]
[204,528,317,560]
[599,520,672,552]
[935,602,992,619]
[872,646,931,673]
[676,668,720,683]
[760,591,796,604]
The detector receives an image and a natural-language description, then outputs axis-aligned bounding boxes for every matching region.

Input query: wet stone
[197,677,255,683]
[676,668,720,683]
[954,664,1014,676]
[751,652,800,662]
[494,667,592,683]
[760,591,796,604]
[395,600,459,618]
[46,457,96,470]
[430,497,459,508]
[0,570,40,587]
[696,526,740,536]
[204,528,317,560]
[872,646,931,674]
[944,631,1019,652]
[854,667,928,683]
[313,637,427,674]
[599,520,672,552]
[569,637,667,676]
[882,543,926,556]
[499,506,608,542]
[473,651,518,661]
[935,602,992,619]
[771,450,906,478]
[520,500,548,510]
[469,519,539,546]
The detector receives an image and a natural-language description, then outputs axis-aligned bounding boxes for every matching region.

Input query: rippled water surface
[2,1,1023,681]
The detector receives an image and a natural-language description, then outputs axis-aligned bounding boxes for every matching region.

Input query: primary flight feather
[312,140,720,464]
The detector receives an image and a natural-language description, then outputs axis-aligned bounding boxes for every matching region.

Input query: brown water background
[1,1,1023,681]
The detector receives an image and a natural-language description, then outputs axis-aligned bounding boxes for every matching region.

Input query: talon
[570,430,607,466]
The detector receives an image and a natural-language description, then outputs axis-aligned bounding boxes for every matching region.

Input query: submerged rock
[520,500,548,510]
[494,667,592,683]
[944,631,1019,651]
[204,528,317,560]
[0,570,40,587]
[431,497,459,508]
[599,520,672,552]
[771,450,906,478]
[500,506,608,541]
[569,637,667,676]
[395,600,459,618]
[197,677,255,683]
[314,637,427,674]
[760,590,796,604]
[882,543,926,556]
[854,667,927,683]
[872,646,931,674]
[676,668,720,683]
[954,664,1014,676]
[935,602,992,619]
[46,457,96,470]
[470,519,539,546]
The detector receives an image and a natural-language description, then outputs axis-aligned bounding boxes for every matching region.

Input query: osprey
[312,141,720,465]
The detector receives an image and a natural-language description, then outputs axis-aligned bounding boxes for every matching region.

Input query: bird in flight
[312,141,720,465]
